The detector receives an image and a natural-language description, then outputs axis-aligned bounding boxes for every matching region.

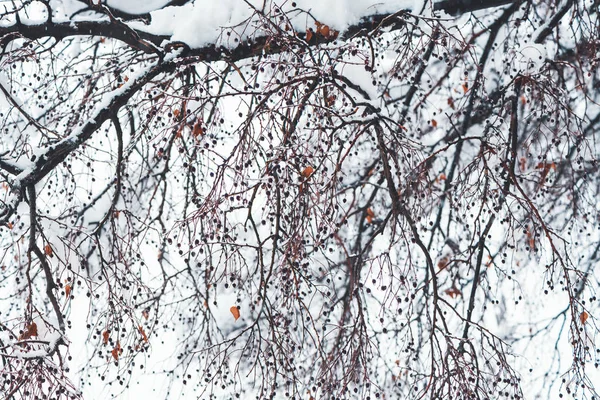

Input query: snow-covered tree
[1,0,599,399]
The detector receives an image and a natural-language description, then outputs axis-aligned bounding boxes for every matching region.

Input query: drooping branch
[0,0,520,64]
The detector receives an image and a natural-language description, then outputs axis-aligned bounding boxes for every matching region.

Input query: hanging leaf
[462,83,469,93]
[580,311,589,324]
[111,342,121,361]
[142,310,149,320]
[302,166,314,178]
[444,287,462,298]
[44,244,53,257]
[65,284,71,298]
[230,306,240,321]
[431,119,438,128]
[139,326,148,343]
[19,322,38,340]
[306,29,313,42]
[437,256,449,270]
[102,330,110,345]
[365,208,375,224]
[447,97,455,109]
[192,120,204,138]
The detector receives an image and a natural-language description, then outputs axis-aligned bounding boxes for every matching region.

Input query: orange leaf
[365,208,375,224]
[111,342,121,361]
[20,322,38,340]
[444,287,462,298]
[7,222,13,229]
[520,95,527,105]
[302,166,314,178]
[173,109,180,118]
[519,157,527,171]
[306,29,313,42]
[139,326,148,343]
[65,284,71,298]
[447,97,455,109]
[580,311,589,324]
[319,24,330,37]
[431,119,438,128]
[462,83,469,93]
[192,120,204,138]
[44,244,53,257]
[102,330,109,345]
[437,256,449,270]
[230,306,240,321]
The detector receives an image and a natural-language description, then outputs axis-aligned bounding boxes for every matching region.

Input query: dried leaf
[111,342,121,361]
[65,284,71,298]
[444,287,462,298]
[519,157,527,171]
[139,326,148,343]
[230,306,240,321]
[580,311,589,324]
[520,95,527,105]
[462,83,469,93]
[44,244,53,257]
[447,97,455,109]
[302,166,314,178]
[437,256,449,270]
[142,310,149,320]
[319,24,330,37]
[192,120,204,138]
[365,208,375,224]
[431,119,438,128]
[20,322,38,340]
[102,330,109,345]
[306,29,313,42]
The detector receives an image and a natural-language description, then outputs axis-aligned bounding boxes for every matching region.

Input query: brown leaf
[65,284,71,298]
[462,83,469,93]
[447,97,455,109]
[431,119,438,128]
[230,306,240,321]
[580,311,589,324]
[319,24,330,37]
[302,166,314,178]
[142,310,149,320]
[444,287,462,298]
[306,29,313,42]
[111,342,121,361]
[44,244,53,257]
[519,157,527,171]
[437,256,449,270]
[102,330,109,345]
[20,322,38,340]
[139,326,148,343]
[192,120,204,138]
[365,208,375,224]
